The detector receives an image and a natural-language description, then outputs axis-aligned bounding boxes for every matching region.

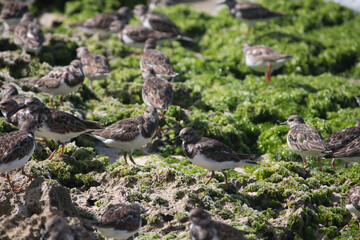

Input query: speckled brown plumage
[134,4,193,41]
[346,186,360,210]
[325,120,360,152]
[179,127,258,163]
[77,47,110,77]
[188,208,247,240]
[142,68,173,111]
[94,203,141,232]
[14,12,44,55]
[0,98,27,127]
[140,38,177,79]
[325,136,360,160]
[243,43,292,64]
[0,83,27,105]
[227,1,285,20]
[0,0,28,19]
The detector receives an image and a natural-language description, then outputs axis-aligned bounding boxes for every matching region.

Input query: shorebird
[140,38,178,80]
[34,60,84,108]
[91,106,158,164]
[22,97,103,160]
[0,117,38,192]
[174,127,258,190]
[325,119,360,169]
[109,20,174,49]
[0,98,27,128]
[218,0,285,35]
[142,68,173,121]
[93,203,141,240]
[242,43,292,83]
[76,47,111,97]
[14,12,44,56]
[0,83,27,105]
[180,208,247,240]
[68,6,133,35]
[325,134,360,166]
[281,115,331,171]
[133,4,193,42]
[345,186,360,237]
[41,215,76,240]
[0,0,29,32]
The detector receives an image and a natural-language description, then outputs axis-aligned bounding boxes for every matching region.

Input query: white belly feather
[190,152,248,171]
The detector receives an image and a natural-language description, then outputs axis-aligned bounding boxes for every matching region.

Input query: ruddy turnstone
[22,97,102,160]
[0,0,29,31]
[68,6,133,35]
[14,12,44,56]
[76,47,111,97]
[140,38,178,80]
[325,134,360,165]
[134,4,193,42]
[109,20,174,49]
[93,203,141,240]
[148,0,175,9]
[218,0,285,35]
[91,106,158,165]
[242,43,292,83]
[0,83,27,105]
[281,115,331,171]
[0,117,38,192]
[325,119,360,168]
[34,60,84,108]
[142,68,173,120]
[180,208,247,240]
[0,98,27,128]
[345,186,360,237]
[174,127,258,190]
[41,215,76,240]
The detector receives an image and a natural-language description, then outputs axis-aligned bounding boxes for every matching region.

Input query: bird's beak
[40,230,49,240]
[179,216,189,223]
[170,135,180,142]
[280,121,288,125]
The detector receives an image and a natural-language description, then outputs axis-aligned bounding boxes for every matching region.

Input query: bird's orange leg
[123,152,128,165]
[331,159,337,170]
[222,171,229,190]
[318,156,322,172]
[6,173,21,192]
[60,144,65,154]
[129,152,136,165]
[50,96,55,109]
[265,64,272,83]
[47,145,59,160]
[21,167,39,182]
[60,96,64,106]
[205,171,216,185]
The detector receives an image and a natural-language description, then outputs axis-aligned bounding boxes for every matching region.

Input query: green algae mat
[1,0,360,239]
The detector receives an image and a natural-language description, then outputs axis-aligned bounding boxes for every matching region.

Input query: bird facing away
[345,186,360,237]
[141,68,173,120]
[281,115,331,171]
[140,38,178,80]
[218,0,285,35]
[133,4,193,42]
[68,6,133,35]
[76,47,111,97]
[175,127,258,190]
[22,97,103,160]
[109,20,174,49]
[34,60,84,108]
[182,208,248,240]
[0,83,27,105]
[0,0,29,31]
[14,12,44,56]
[41,215,76,240]
[93,203,141,240]
[242,43,292,83]
[91,106,158,165]
[0,117,38,192]
[325,119,360,169]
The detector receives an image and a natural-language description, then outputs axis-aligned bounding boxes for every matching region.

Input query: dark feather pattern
[141,46,176,78]
[94,203,141,232]
[142,73,173,110]
[92,115,158,141]
[122,25,174,43]
[0,0,28,19]
[325,136,360,159]
[80,52,110,77]
[1,83,27,105]
[287,124,330,153]
[243,44,292,63]
[232,1,285,20]
[325,126,360,152]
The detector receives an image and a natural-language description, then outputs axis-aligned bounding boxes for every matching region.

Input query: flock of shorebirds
[0,0,360,239]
